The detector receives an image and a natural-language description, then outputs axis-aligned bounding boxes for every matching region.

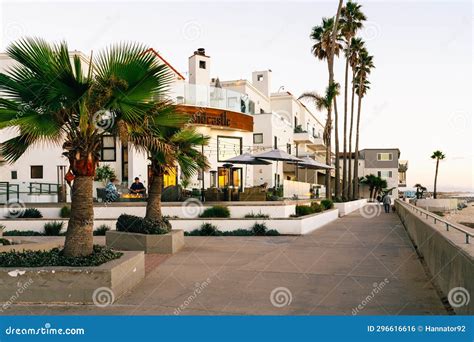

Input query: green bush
[116,214,171,235]
[59,205,71,218]
[222,229,254,236]
[199,205,230,218]
[95,164,116,183]
[3,230,43,236]
[310,202,323,213]
[244,211,269,218]
[0,238,11,245]
[265,229,280,236]
[94,225,111,236]
[295,205,314,217]
[251,223,268,236]
[43,221,64,236]
[6,208,43,219]
[320,199,334,210]
[0,245,122,267]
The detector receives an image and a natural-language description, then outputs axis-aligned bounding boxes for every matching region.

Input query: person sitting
[105,177,120,202]
[129,177,146,197]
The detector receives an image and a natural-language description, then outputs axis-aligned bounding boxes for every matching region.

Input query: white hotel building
[0,48,334,203]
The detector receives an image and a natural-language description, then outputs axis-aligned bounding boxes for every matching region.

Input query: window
[377,171,393,178]
[210,171,217,188]
[274,136,278,149]
[30,166,43,179]
[253,133,263,144]
[257,74,264,81]
[199,60,206,69]
[249,100,255,114]
[217,136,242,162]
[11,171,17,180]
[287,143,291,154]
[260,108,265,114]
[312,127,316,137]
[377,153,393,161]
[100,135,116,161]
[294,117,298,128]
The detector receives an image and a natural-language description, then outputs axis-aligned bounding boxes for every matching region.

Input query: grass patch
[0,245,122,267]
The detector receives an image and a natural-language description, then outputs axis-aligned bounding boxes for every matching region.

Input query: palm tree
[0,38,177,256]
[310,17,343,199]
[339,2,366,200]
[431,150,445,199]
[299,82,340,199]
[352,48,374,199]
[360,174,377,200]
[142,126,209,221]
[347,38,365,199]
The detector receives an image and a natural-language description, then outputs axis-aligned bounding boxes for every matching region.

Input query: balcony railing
[171,83,251,114]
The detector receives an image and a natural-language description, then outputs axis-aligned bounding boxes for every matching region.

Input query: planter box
[0,251,144,304]
[334,199,367,217]
[106,230,184,254]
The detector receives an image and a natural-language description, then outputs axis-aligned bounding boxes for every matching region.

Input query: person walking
[383,194,392,213]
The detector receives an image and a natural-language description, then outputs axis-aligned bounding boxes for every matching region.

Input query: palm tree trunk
[353,81,363,199]
[348,71,356,200]
[334,98,341,199]
[63,176,94,257]
[146,169,164,221]
[325,137,332,200]
[433,159,439,199]
[342,57,350,201]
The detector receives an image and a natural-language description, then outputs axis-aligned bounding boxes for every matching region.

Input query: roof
[144,48,185,80]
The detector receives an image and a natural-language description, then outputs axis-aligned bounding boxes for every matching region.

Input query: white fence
[283,180,311,199]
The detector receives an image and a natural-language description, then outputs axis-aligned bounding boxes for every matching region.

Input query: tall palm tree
[352,48,374,199]
[0,38,177,256]
[310,17,343,199]
[299,82,340,199]
[339,1,366,200]
[431,150,445,199]
[347,38,365,199]
[360,174,377,200]
[142,126,209,221]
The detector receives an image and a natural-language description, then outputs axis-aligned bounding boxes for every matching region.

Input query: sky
[0,0,472,192]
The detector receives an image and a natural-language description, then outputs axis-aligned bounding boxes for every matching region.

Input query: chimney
[189,48,210,85]
[252,70,272,98]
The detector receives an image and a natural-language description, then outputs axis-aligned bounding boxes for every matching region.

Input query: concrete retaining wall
[334,199,367,217]
[416,199,458,212]
[395,200,474,314]
[0,209,339,236]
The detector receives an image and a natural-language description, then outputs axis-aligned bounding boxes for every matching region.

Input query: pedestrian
[383,194,392,213]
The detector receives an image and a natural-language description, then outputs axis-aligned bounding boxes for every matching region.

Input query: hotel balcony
[171,83,251,114]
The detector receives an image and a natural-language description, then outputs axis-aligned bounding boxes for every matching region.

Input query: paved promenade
[3,208,446,315]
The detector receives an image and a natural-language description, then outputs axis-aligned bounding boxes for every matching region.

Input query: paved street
[3,208,447,315]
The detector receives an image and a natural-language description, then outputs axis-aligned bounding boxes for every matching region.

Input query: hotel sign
[177,105,253,132]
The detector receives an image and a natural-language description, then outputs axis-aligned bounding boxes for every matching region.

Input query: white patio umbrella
[253,149,304,187]
[288,156,333,183]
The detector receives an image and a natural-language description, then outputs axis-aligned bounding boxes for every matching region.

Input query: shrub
[116,214,171,235]
[320,199,334,210]
[265,229,280,236]
[199,223,221,236]
[59,205,71,218]
[43,221,64,236]
[222,229,254,236]
[3,230,43,236]
[244,211,269,218]
[6,208,43,219]
[295,205,314,217]
[0,238,11,245]
[95,164,116,183]
[94,225,111,236]
[0,245,122,267]
[199,205,230,218]
[251,223,268,236]
[310,202,323,213]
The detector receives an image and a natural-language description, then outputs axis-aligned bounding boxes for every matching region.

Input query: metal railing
[396,199,473,244]
[28,182,59,195]
[0,182,20,203]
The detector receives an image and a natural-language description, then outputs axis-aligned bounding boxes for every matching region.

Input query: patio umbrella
[223,153,271,188]
[254,149,304,186]
[288,156,333,183]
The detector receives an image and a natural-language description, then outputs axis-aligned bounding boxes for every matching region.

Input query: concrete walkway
[3,207,447,315]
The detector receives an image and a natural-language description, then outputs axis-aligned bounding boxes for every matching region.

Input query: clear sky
[1,0,472,191]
